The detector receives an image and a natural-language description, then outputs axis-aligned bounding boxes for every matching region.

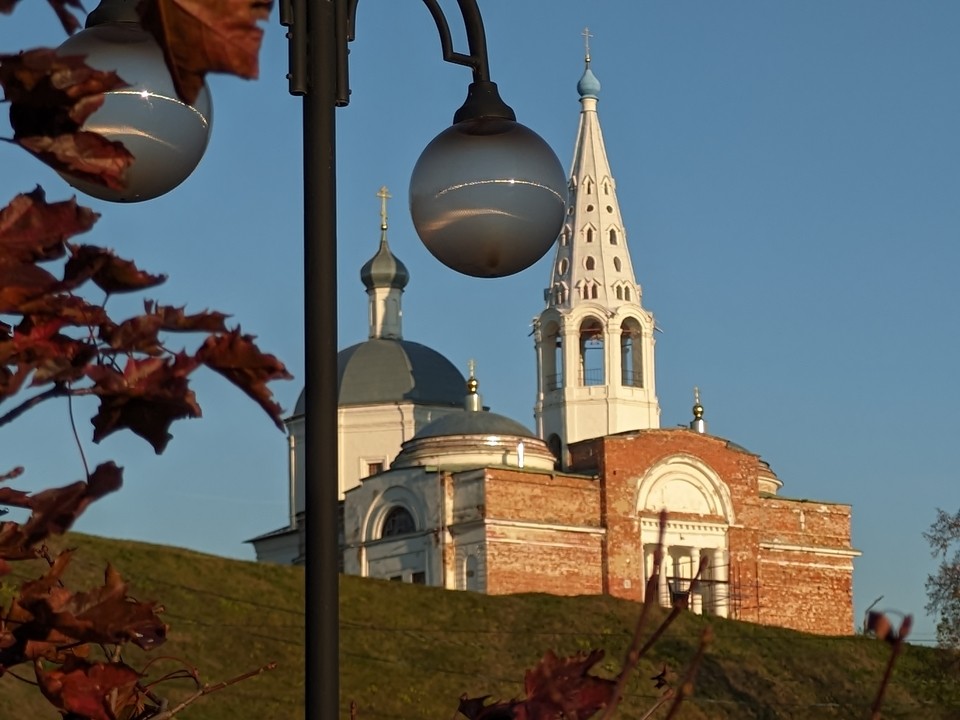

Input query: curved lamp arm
[286,0,511,119]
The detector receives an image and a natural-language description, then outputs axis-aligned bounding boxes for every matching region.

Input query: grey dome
[414,409,536,440]
[293,339,464,414]
[360,238,409,290]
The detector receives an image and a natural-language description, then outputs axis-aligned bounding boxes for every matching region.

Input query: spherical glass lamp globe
[57,20,212,202]
[409,117,567,278]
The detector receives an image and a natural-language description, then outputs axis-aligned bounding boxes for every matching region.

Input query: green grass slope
[1,534,957,719]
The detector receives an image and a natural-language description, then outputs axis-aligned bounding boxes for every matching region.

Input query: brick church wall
[564,429,857,635]
[481,468,604,596]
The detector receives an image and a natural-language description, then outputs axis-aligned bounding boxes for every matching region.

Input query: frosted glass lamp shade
[57,23,212,202]
[410,118,567,278]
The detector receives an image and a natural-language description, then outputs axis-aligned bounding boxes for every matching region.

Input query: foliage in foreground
[1,1,284,715]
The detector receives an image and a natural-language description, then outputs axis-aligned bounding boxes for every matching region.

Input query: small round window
[586,204,594,212]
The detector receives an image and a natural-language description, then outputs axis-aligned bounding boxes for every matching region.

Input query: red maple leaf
[459,651,616,720]
[0,50,133,188]
[0,187,98,264]
[87,355,202,453]
[139,0,272,104]
[36,656,142,720]
[197,328,291,429]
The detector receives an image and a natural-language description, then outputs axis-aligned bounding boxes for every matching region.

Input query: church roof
[293,338,466,413]
[414,408,536,440]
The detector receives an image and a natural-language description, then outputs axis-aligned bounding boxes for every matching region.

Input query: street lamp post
[59,1,567,717]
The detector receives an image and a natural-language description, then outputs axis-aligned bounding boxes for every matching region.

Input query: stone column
[644,546,655,599]
[658,545,671,607]
[690,548,703,614]
[713,547,729,618]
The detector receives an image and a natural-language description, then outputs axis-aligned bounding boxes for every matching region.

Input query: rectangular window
[412,572,426,585]
[367,461,384,477]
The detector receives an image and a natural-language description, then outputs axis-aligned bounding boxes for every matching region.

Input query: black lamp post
[59,1,567,716]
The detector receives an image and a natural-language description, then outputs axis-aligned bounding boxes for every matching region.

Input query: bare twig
[870,614,913,719]
[0,385,69,428]
[638,689,673,720]
[662,627,713,720]
[147,662,278,720]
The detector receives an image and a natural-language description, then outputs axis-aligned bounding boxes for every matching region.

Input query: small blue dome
[577,64,601,99]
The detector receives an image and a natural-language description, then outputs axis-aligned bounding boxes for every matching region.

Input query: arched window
[381,506,415,538]
[560,227,569,246]
[585,179,593,195]
[579,318,605,386]
[614,257,622,272]
[542,321,563,391]
[590,284,598,299]
[620,318,643,388]
[624,286,632,301]
[603,181,610,195]
[616,286,623,300]
[586,228,594,243]
[585,256,595,271]
[609,228,618,245]
[558,258,568,275]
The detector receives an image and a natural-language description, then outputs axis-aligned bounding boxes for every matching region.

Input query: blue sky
[2,2,959,644]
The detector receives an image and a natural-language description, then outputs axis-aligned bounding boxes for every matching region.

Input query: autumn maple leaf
[139,0,272,104]
[0,49,133,188]
[0,187,98,264]
[459,650,616,720]
[86,354,202,452]
[197,328,291,429]
[36,656,143,720]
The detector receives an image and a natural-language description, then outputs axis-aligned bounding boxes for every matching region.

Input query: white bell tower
[534,36,660,464]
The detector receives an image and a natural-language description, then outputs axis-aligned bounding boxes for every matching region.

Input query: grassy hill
[1,534,957,719]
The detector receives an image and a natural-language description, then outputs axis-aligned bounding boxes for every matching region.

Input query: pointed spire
[690,387,707,434]
[465,359,482,412]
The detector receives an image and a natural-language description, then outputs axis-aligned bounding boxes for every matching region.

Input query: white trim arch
[362,485,427,543]
[635,454,734,617]
[635,454,735,524]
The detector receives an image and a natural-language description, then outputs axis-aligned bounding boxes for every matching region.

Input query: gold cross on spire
[694,386,701,405]
[582,27,593,63]
[467,358,476,378]
[377,185,391,230]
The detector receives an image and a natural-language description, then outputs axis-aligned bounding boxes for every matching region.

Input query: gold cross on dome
[377,185,391,229]
[582,27,593,61]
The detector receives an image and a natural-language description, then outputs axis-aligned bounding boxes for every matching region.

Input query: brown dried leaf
[0,50,133,187]
[19,132,133,192]
[45,0,86,35]
[146,300,230,333]
[64,244,167,294]
[36,656,142,720]
[0,49,126,133]
[0,187,98,264]
[87,355,201,452]
[460,651,615,720]
[197,328,291,429]
[139,0,272,104]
